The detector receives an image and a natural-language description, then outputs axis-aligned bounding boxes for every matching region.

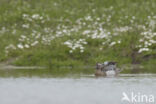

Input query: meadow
[0,0,156,74]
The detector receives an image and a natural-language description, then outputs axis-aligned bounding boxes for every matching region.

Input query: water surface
[0,74,156,104]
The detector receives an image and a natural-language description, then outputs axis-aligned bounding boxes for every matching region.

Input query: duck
[95,63,106,76]
[95,61,121,77]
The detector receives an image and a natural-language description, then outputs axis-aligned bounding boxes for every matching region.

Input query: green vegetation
[0,0,156,74]
[0,69,93,77]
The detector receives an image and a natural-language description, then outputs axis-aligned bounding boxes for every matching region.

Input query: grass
[0,0,156,74]
[0,68,94,78]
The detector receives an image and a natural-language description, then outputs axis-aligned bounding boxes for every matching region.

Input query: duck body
[105,70,116,76]
[95,61,120,77]
[95,69,106,76]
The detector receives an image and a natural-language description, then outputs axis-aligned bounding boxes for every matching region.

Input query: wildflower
[25,44,30,48]
[21,35,26,39]
[23,14,27,17]
[22,24,29,28]
[32,14,40,19]
[99,47,103,50]
[117,40,121,44]
[80,50,84,53]
[5,44,16,50]
[110,42,116,46]
[83,41,87,45]
[138,48,149,53]
[148,16,151,19]
[132,16,135,19]
[12,30,16,34]
[85,16,92,21]
[149,20,155,29]
[96,18,100,21]
[80,46,84,50]
[31,41,38,46]
[17,44,24,49]
[69,50,73,53]
[64,41,72,46]
[83,30,91,35]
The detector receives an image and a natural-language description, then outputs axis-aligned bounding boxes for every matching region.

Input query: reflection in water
[0,74,156,104]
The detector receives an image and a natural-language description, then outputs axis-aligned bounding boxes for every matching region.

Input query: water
[0,74,156,104]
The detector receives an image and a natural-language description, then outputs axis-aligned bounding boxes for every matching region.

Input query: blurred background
[0,0,156,75]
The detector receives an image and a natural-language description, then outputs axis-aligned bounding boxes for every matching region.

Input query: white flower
[130,20,134,23]
[22,24,29,28]
[114,26,132,32]
[137,45,142,48]
[80,50,84,53]
[17,44,24,49]
[32,14,40,19]
[69,50,73,53]
[62,29,67,33]
[149,39,156,44]
[132,16,135,19]
[148,16,151,19]
[117,40,121,44]
[40,16,43,20]
[64,41,72,46]
[35,33,41,39]
[83,41,87,44]
[138,48,149,53]
[25,44,30,48]
[23,14,28,18]
[110,42,116,46]
[85,16,92,21]
[83,30,90,35]
[12,30,16,34]
[31,41,38,46]
[96,18,100,21]
[149,20,155,29]
[21,35,26,39]
[72,47,76,50]
[99,47,103,50]
[5,44,16,50]
[80,46,84,50]
[102,42,106,45]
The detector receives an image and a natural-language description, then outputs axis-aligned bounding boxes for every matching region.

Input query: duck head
[95,63,106,76]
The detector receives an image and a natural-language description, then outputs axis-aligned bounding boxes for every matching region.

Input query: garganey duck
[95,61,121,77]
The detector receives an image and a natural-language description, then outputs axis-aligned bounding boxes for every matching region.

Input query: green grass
[0,0,156,74]
[0,68,94,78]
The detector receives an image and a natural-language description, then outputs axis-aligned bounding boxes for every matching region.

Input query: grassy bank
[0,0,156,73]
